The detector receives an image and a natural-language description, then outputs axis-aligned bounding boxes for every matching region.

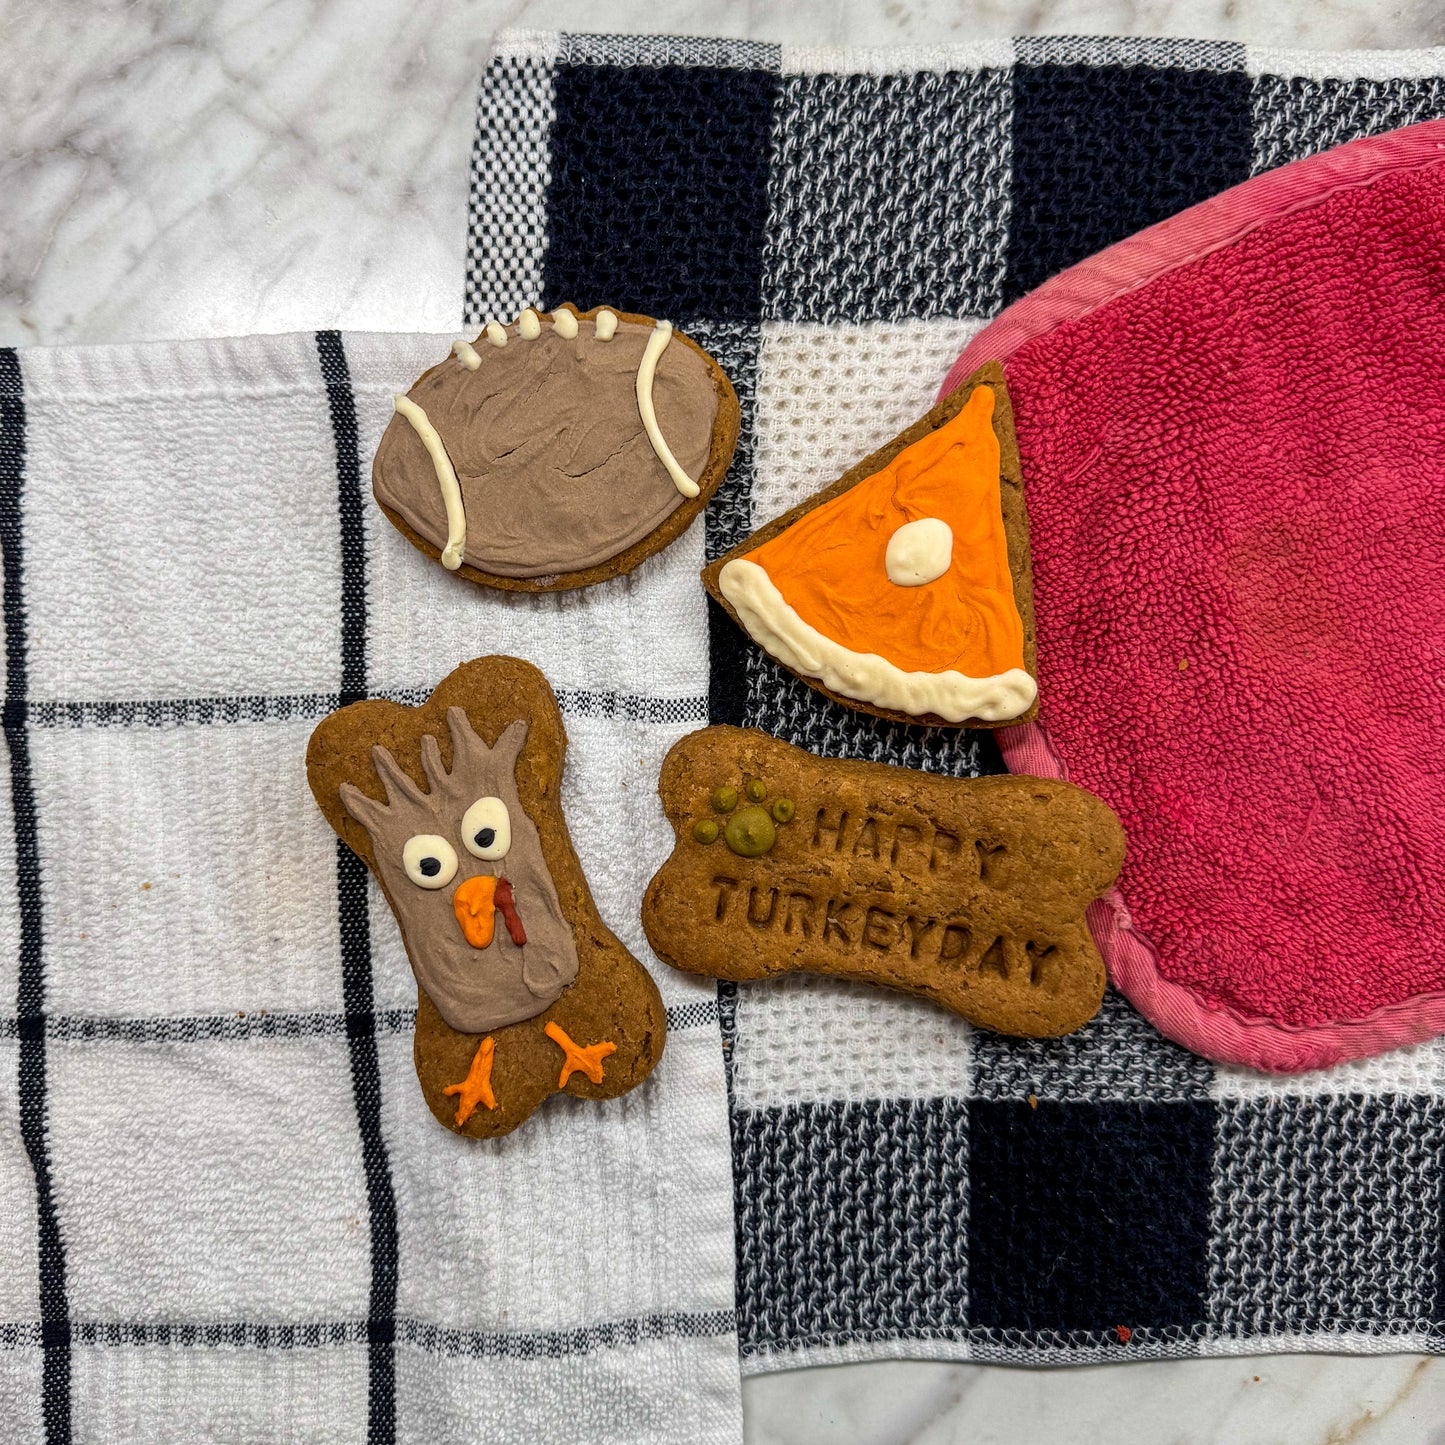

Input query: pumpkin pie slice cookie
[705,362,1037,727]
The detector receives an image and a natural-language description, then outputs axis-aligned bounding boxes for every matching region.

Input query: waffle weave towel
[0,333,740,1444]
[469,31,1445,1373]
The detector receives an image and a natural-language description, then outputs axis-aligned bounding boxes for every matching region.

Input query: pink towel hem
[997,722,1445,1074]
[943,119,1445,1074]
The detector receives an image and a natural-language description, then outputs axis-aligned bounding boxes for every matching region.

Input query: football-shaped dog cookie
[374,306,740,591]
[643,727,1125,1037]
[307,656,666,1138]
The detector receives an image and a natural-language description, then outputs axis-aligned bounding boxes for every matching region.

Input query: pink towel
[943,120,1445,1074]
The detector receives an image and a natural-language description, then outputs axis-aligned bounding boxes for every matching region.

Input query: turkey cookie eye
[462,796,511,860]
[403,834,458,889]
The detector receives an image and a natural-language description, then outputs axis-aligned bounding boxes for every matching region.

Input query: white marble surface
[6,1,1445,1442]
[4,0,1443,349]
[744,1354,1445,1444]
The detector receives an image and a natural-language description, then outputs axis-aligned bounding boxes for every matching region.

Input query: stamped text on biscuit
[706,804,1060,987]
[642,727,1126,1037]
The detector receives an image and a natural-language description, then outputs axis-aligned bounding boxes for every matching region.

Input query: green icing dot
[771,797,795,823]
[692,819,719,844]
[710,785,737,813]
[724,805,776,858]
[744,778,767,803]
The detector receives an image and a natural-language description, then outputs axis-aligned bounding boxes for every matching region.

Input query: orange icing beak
[452,874,498,949]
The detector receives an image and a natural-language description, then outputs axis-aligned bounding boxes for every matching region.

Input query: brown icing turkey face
[374,306,727,582]
[338,708,578,1035]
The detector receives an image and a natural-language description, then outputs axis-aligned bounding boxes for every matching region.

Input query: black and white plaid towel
[0,333,740,1442]
[467,31,1445,1373]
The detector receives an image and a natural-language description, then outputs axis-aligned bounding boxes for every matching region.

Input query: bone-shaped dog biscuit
[642,727,1125,1038]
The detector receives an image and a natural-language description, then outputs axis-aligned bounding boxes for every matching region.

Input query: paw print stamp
[691,777,795,857]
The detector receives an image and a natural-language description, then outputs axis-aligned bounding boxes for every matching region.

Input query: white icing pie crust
[718,557,1037,723]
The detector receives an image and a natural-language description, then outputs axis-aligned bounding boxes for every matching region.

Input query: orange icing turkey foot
[544,1022,617,1087]
[443,1037,497,1125]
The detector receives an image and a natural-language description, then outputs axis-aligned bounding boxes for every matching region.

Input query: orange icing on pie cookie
[718,385,1035,722]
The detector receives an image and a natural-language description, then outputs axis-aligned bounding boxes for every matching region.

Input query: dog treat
[642,727,1124,1037]
[374,306,740,591]
[307,656,665,1139]
[704,362,1037,726]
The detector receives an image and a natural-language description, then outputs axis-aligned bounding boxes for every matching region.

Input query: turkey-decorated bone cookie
[375,305,740,592]
[307,656,665,1138]
[642,727,1125,1037]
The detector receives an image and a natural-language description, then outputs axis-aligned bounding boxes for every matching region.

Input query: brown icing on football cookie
[307,655,666,1139]
[642,727,1125,1038]
[374,306,740,591]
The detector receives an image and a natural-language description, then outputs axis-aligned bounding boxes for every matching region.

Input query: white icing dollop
[594,309,618,341]
[517,308,542,339]
[885,517,953,587]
